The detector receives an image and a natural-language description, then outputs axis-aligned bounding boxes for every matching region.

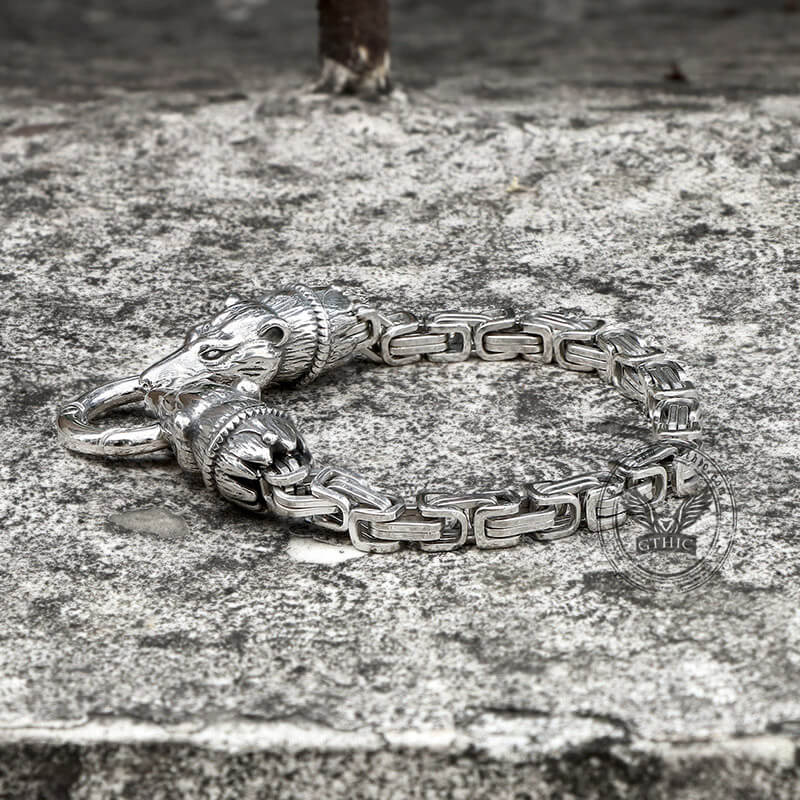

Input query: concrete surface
[1,1,800,797]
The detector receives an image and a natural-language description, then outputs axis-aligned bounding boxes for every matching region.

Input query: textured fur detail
[140,286,363,391]
[266,291,321,382]
[146,380,309,497]
[140,285,362,394]
[141,302,289,391]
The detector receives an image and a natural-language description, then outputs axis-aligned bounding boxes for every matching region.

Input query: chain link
[254,303,703,552]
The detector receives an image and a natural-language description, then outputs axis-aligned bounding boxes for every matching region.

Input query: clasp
[56,376,168,456]
[56,284,372,457]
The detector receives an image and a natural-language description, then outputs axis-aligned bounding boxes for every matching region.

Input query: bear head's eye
[200,347,227,362]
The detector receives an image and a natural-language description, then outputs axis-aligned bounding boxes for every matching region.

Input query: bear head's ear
[224,294,243,308]
[257,318,290,347]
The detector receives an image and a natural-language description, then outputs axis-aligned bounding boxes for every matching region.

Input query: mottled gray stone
[1,2,800,797]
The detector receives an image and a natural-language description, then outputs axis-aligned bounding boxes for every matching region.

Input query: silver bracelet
[57,284,703,553]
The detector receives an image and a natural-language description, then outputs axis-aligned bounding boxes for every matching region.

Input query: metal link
[260,452,312,488]
[639,360,697,404]
[355,306,384,353]
[525,480,583,541]
[334,306,380,355]
[474,317,545,361]
[649,392,702,437]
[519,310,585,364]
[425,312,475,363]
[267,479,340,520]
[357,308,392,364]
[583,467,665,533]
[666,445,708,496]
[585,475,627,532]
[415,491,477,551]
[425,311,496,331]
[609,453,670,506]
[307,465,408,551]
[595,327,663,401]
[306,465,387,532]
[561,341,607,372]
[380,311,424,366]
[474,317,518,361]
[475,316,544,361]
[636,359,702,442]
[516,312,554,363]
[529,473,605,537]
[650,399,702,443]
[623,441,702,498]
[304,302,707,551]
[652,398,701,434]
[484,333,543,356]
[389,332,448,357]
[473,489,527,549]
[370,502,445,542]
[552,317,608,373]
[484,504,556,538]
[349,498,406,553]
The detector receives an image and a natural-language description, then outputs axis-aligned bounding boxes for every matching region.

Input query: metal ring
[56,376,168,456]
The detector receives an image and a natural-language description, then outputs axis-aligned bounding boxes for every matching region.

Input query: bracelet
[56,284,702,553]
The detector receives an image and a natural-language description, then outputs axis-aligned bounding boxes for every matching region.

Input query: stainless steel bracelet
[56,284,702,553]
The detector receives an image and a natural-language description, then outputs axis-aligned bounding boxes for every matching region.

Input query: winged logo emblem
[623,485,712,555]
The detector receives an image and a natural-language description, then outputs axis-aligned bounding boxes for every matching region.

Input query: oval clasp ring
[56,376,169,456]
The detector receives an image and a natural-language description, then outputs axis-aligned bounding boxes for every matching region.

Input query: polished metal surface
[56,376,168,456]
[56,284,704,552]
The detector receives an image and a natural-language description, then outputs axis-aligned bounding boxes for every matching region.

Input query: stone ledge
[2,715,798,761]
[1,720,798,799]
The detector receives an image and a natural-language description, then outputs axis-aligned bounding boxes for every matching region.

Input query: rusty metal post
[316,0,390,94]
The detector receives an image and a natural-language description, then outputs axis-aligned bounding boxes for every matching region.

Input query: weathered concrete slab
[1,2,800,797]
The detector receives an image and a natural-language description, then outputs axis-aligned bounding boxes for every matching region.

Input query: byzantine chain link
[360,304,701,441]
[249,303,702,553]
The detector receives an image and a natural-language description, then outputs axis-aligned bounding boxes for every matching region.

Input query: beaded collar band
[57,284,702,553]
